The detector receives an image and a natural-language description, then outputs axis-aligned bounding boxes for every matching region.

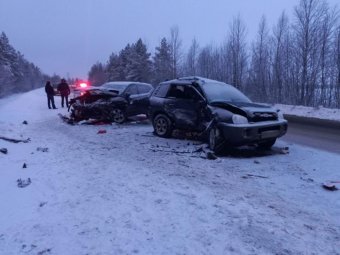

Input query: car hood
[209,101,278,119]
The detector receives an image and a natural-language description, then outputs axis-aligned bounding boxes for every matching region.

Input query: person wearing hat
[57,78,71,108]
[44,81,57,109]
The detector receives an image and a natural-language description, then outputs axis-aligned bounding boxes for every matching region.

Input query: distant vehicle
[149,77,288,153]
[71,80,91,97]
[69,81,153,123]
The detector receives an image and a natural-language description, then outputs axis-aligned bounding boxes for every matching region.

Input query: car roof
[159,76,226,87]
[102,81,152,86]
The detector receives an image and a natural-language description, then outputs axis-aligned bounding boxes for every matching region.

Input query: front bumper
[217,119,288,146]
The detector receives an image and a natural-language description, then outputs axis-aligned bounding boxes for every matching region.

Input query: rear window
[152,83,169,98]
[138,84,152,93]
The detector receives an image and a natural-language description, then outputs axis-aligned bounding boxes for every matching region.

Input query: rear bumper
[217,119,288,146]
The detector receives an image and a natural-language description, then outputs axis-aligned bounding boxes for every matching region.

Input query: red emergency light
[79,82,88,88]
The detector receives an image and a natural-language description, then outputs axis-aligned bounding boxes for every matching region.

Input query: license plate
[261,130,280,139]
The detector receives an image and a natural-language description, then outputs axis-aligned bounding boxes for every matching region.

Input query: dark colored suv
[69,81,153,123]
[149,77,288,152]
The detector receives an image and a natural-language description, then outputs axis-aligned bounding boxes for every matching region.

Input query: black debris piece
[0,148,8,154]
[17,178,31,188]
[22,120,28,125]
[37,147,49,152]
[0,136,31,143]
[206,151,218,160]
[22,163,27,168]
[322,183,338,191]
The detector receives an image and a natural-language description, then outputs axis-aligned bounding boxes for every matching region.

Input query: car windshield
[202,82,251,103]
[99,83,129,94]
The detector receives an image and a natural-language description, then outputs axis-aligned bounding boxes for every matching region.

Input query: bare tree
[227,15,248,89]
[272,12,290,103]
[249,16,272,101]
[335,25,340,107]
[184,38,199,76]
[169,25,183,79]
[293,0,329,106]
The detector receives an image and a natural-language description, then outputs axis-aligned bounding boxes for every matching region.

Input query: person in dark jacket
[45,81,57,109]
[57,78,71,108]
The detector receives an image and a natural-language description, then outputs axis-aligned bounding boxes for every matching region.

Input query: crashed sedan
[69,81,153,123]
[149,77,288,153]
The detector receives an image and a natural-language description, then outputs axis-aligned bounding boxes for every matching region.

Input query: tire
[258,138,276,149]
[153,114,173,138]
[111,108,126,124]
[208,126,225,154]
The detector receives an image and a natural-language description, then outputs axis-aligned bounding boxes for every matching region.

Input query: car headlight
[232,114,248,124]
[277,110,284,119]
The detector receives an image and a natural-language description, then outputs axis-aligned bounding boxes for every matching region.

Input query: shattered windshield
[99,83,129,94]
[202,82,251,103]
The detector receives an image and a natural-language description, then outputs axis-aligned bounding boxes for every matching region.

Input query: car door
[123,84,140,116]
[165,84,204,130]
[128,84,153,115]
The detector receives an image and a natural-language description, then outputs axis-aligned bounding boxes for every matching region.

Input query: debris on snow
[0,136,30,143]
[206,151,218,160]
[97,129,107,134]
[17,178,31,188]
[39,202,47,207]
[22,163,27,168]
[322,182,339,191]
[22,120,28,125]
[37,248,52,255]
[279,147,290,154]
[242,174,269,179]
[37,147,49,152]
[0,148,8,154]
[58,113,75,125]
[254,160,260,164]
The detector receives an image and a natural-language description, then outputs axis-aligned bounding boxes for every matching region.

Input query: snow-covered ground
[275,103,340,122]
[1,89,340,255]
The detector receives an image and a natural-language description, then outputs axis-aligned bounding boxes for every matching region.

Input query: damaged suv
[69,81,153,123]
[149,77,288,152]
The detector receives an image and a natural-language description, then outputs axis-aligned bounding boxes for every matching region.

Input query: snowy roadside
[275,103,340,122]
[1,88,340,255]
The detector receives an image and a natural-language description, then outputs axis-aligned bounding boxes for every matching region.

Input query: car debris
[17,178,31,188]
[0,148,8,154]
[22,120,28,125]
[22,163,27,168]
[0,136,31,143]
[97,129,107,134]
[37,147,49,152]
[322,181,340,191]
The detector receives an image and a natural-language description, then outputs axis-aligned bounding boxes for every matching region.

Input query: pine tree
[126,39,152,82]
[153,38,172,84]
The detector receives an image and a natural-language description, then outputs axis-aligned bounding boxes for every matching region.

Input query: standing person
[57,78,71,108]
[44,81,57,109]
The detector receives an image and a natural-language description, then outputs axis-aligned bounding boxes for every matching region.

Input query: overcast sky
[0,0,338,79]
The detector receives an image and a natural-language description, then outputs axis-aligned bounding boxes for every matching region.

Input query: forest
[1,0,339,107]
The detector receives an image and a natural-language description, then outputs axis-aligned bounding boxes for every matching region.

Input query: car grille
[251,112,277,122]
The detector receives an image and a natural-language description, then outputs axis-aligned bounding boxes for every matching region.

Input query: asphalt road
[282,120,340,154]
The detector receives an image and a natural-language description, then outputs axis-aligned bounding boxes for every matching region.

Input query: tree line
[89,0,340,108]
[0,32,47,97]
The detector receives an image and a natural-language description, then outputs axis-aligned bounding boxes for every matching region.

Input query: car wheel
[258,138,276,149]
[209,126,225,154]
[153,114,173,138]
[111,108,126,124]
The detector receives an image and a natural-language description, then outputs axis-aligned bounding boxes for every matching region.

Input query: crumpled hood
[209,101,277,119]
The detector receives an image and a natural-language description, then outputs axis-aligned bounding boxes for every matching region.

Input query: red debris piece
[97,129,107,134]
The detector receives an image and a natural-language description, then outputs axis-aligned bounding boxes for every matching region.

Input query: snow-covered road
[1,89,340,255]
